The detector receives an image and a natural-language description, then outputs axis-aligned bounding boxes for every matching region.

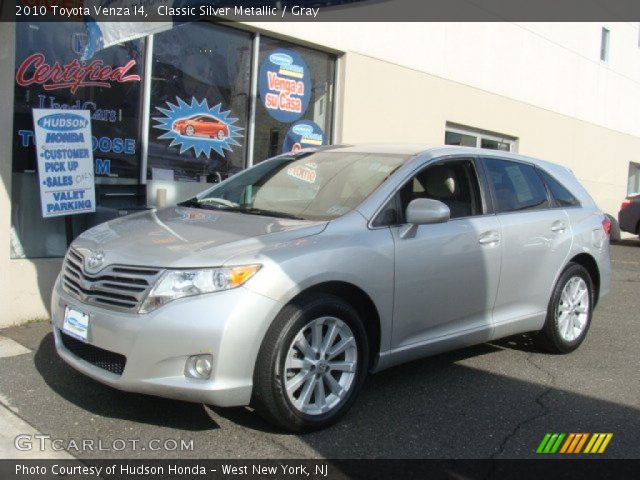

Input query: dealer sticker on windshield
[62,306,89,342]
[287,165,317,183]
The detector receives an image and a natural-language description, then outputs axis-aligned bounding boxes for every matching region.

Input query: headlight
[139,264,261,313]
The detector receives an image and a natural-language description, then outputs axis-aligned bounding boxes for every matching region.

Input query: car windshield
[183,151,409,220]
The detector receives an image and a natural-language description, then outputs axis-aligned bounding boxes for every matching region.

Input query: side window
[537,169,580,208]
[372,197,399,227]
[485,158,550,213]
[399,159,483,220]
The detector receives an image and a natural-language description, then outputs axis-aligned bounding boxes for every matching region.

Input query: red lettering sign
[15,53,141,94]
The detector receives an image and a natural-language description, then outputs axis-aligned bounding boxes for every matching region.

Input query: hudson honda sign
[15,53,141,94]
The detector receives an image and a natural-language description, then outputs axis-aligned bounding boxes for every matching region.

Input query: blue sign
[37,113,89,131]
[283,120,326,153]
[153,97,244,159]
[259,48,311,123]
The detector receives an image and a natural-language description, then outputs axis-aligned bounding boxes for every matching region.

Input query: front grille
[62,248,162,312]
[60,331,127,376]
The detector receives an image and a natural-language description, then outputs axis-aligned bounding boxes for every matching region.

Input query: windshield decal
[153,97,243,158]
[326,205,350,216]
[287,164,317,184]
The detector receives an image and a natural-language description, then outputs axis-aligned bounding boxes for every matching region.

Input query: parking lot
[0,241,638,459]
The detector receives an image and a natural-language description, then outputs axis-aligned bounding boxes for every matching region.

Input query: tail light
[602,216,611,236]
[620,200,631,210]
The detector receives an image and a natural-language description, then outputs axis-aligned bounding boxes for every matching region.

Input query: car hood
[72,207,327,268]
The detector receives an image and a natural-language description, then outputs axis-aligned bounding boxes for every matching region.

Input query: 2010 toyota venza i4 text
[51,145,611,432]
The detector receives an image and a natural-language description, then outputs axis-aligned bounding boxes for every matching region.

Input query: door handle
[551,221,567,233]
[479,231,501,245]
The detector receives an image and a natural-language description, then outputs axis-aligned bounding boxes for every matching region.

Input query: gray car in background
[51,145,611,431]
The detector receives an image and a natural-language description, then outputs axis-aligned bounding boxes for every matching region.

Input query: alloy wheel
[556,276,590,342]
[284,316,358,415]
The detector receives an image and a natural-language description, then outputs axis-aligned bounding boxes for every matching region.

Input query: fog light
[185,354,213,379]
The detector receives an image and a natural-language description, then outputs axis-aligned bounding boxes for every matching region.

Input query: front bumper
[51,277,284,407]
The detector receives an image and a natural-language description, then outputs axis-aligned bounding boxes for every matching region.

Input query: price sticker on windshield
[287,165,317,184]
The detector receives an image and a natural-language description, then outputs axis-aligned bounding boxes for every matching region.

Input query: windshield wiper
[178,200,304,219]
[235,207,305,220]
[177,198,230,210]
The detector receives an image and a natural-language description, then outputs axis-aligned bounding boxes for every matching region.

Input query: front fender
[229,216,396,353]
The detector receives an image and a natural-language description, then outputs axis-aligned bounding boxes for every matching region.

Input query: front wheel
[252,294,369,432]
[536,263,594,353]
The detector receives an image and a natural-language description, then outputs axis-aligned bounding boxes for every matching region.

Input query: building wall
[337,51,635,218]
[0,21,62,328]
[251,22,640,137]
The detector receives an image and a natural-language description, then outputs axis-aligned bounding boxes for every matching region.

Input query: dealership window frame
[140,26,341,187]
[445,123,518,152]
[628,161,640,196]
[10,22,341,259]
[600,26,610,62]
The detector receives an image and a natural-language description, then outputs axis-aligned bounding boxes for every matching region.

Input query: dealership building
[1,20,639,326]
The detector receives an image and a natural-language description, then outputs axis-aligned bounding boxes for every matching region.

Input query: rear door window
[484,158,550,213]
[537,169,580,207]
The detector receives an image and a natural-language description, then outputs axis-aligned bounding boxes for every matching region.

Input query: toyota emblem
[85,250,105,272]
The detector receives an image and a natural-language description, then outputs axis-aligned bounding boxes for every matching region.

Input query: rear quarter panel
[564,206,611,301]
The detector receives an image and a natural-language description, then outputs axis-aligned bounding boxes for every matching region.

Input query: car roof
[319,144,567,171]
[319,144,596,210]
[318,144,434,156]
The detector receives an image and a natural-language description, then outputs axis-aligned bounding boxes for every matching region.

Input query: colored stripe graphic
[536,433,552,453]
[574,433,589,453]
[559,433,575,453]
[536,433,565,453]
[584,433,613,453]
[537,433,613,454]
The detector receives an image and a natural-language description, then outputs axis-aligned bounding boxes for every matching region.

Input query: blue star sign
[153,97,243,158]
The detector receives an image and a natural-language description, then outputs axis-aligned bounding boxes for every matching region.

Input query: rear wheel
[252,294,368,432]
[536,263,594,353]
[217,130,226,140]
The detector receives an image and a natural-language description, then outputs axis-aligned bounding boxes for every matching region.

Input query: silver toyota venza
[52,145,611,431]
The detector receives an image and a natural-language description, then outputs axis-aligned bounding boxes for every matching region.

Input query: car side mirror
[400,199,450,239]
[406,198,450,225]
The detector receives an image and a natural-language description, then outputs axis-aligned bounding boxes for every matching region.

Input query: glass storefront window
[10,22,337,259]
[147,23,252,184]
[628,162,640,196]
[445,123,516,152]
[11,22,145,258]
[254,36,335,162]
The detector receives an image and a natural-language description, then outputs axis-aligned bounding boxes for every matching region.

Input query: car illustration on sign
[172,114,229,140]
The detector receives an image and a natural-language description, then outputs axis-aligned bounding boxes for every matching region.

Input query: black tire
[536,263,594,353]
[252,293,369,432]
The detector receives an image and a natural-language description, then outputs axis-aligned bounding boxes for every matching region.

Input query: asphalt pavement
[0,241,638,459]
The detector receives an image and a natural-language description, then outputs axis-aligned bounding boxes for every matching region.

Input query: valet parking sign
[32,109,96,218]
